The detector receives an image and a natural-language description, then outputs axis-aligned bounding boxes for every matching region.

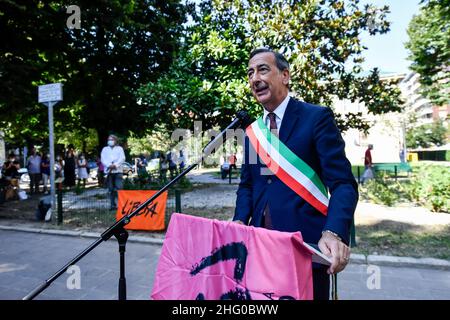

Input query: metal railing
[54,183,180,229]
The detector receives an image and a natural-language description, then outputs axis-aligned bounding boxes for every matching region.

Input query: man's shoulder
[289,98,330,115]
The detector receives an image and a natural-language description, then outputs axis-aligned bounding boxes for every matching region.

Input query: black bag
[36,196,52,221]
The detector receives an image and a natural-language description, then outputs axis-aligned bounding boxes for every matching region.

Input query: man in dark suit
[233,48,358,300]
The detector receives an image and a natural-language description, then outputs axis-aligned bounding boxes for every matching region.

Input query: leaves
[405,0,450,106]
[0,0,187,146]
[406,119,447,148]
[138,0,403,133]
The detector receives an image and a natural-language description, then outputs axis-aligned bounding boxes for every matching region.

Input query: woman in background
[41,153,50,194]
[77,153,89,188]
[64,146,76,189]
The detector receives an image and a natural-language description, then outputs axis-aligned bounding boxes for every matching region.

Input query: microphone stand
[23,111,250,300]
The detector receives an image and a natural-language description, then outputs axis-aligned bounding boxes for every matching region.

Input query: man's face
[247,52,290,110]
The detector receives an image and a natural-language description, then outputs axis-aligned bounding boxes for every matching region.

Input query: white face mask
[107,140,115,147]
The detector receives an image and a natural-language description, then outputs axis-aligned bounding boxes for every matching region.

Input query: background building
[333,73,407,165]
[399,72,449,125]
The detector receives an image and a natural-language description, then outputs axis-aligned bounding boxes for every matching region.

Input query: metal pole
[357,166,361,185]
[57,183,63,225]
[48,101,56,213]
[175,189,181,213]
[331,274,338,300]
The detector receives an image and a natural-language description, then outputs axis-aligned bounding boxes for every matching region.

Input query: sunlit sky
[359,0,422,74]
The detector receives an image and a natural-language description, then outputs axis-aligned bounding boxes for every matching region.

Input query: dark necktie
[267,112,278,136]
[264,112,277,229]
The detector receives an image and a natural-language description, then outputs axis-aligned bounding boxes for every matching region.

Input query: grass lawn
[352,221,450,260]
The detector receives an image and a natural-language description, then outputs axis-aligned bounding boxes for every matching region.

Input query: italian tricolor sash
[246,117,329,216]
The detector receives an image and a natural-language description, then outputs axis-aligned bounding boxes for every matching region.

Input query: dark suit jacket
[234,98,358,245]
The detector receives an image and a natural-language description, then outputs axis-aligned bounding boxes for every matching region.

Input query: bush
[362,176,400,206]
[123,170,192,192]
[361,164,450,213]
[411,164,450,212]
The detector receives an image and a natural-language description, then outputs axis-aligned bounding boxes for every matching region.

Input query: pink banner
[151,213,314,300]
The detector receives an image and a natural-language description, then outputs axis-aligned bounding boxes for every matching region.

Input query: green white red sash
[246,117,329,215]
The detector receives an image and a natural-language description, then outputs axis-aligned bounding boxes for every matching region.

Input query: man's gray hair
[249,48,290,71]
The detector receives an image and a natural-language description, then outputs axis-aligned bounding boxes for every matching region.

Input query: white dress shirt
[263,95,291,134]
[101,145,125,174]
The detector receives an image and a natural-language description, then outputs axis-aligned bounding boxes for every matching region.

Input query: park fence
[54,186,179,230]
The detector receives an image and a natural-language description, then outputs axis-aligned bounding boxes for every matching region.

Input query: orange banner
[116,190,167,231]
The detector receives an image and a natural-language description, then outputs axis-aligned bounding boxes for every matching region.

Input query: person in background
[41,153,50,194]
[220,156,230,180]
[27,147,42,194]
[229,153,237,171]
[55,155,64,179]
[96,156,105,187]
[159,153,168,181]
[77,153,89,188]
[3,153,20,180]
[137,154,148,175]
[167,151,177,179]
[361,144,374,184]
[101,135,125,210]
[399,144,406,163]
[64,146,76,189]
[179,150,186,172]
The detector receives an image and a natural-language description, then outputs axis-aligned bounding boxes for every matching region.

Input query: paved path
[0,230,449,300]
[181,184,238,209]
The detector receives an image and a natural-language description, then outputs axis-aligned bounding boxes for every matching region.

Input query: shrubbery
[123,170,192,192]
[360,164,449,213]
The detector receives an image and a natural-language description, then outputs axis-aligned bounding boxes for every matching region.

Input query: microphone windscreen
[236,110,253,129]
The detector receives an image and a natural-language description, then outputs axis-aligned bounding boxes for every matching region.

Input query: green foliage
[406,119,447,148]
[0,0,188,146]
[57,128,99,156]
[405,164,450,213]
[405,0,450,106]
[127,128,172,157]
[123,172,192,191]
[362,175,400,206]
[361,164,450,213]
[138,0,404,133]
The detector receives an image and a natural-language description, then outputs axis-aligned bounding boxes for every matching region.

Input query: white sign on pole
[38,82,63,223]
[38,83,63,103]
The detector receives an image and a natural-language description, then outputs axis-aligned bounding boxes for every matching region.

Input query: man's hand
[233,220,245,225]
[318,231,350,274]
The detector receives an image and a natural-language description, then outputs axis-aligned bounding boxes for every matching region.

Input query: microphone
[221,110,251,131]
[202,110,252,157]
[236,110,252,129]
